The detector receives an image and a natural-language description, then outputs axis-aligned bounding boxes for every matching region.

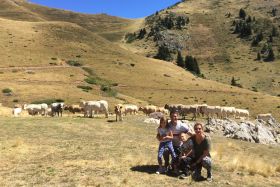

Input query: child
[178,132,194,179]
[156,116,177,174]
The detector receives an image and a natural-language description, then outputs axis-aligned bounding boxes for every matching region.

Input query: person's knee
[202,157,212,169]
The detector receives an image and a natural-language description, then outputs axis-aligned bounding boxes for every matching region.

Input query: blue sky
[29,0,181,19]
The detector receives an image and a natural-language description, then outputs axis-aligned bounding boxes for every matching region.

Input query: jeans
[158,141,176,165]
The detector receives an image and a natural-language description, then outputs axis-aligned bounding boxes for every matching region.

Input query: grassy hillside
[0,116,279,186]
[122,0,280,97]
[0,0,280,120]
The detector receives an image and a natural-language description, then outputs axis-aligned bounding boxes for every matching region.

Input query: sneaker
[156,167,165,174]
[193,175,205,181]
[207,176,213,182]
[179,173,189,179]
[207,171,213,182]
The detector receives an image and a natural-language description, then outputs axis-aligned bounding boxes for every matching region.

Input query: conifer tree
[231,77,237,86]
[239,8,246,19]
[176,51,185,68]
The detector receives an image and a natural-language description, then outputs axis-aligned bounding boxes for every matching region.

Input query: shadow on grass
[107,119,116,123]
[130,165,158,174]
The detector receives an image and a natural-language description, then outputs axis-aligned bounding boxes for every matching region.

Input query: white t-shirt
[169,120,189,147]
[158,127,171,142]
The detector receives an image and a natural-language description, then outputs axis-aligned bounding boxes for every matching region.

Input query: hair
[170,109,179,117]
[159,116,168,128]
[194,122,204,131]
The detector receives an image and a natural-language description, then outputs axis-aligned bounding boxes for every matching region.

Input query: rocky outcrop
[206,118,280,145]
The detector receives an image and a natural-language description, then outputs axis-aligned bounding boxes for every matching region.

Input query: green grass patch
[2,88,12,94]
[66,60,82,67]
[77,85,92,91]
[100,85,117,97]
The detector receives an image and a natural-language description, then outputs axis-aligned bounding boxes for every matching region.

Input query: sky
[29,0,181,19]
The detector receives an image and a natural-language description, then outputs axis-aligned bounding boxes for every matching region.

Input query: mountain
[0,0,280,120]
[123,0,280,97]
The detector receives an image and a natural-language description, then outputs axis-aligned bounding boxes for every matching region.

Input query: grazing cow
[122,104,138,115]
[12,107,22,117]
[51,103,64,117]
[23,104,45,116]
[235,109,250,120]
[139,105,158,115]
[64,104,83,114]
[156,107,169,115]
[221,107,236,119]
[80,100,109,118]
[257,113,275,122]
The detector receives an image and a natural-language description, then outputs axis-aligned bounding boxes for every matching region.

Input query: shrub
[84,77,97,85]
[2,88,12,93]
[77,85,92,91]
[82,67,95,76]
[66,60,82,66]
[100,85,117,97]
[125,33,137,43]
[13,99,19,103]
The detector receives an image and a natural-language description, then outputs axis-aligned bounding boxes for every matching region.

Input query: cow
[235,109,250,120]
[80,100,109,118]
[114,104,124,121]
[139,105,158,115]
[23,104,45,116]
[64,104,83,114]
[12,107,22,117]
[50,102,64,117]
[257,113,276,123]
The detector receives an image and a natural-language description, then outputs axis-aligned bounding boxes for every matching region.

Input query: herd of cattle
[11,100,276,122]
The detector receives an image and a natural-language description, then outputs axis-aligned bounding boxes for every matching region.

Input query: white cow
[221,107,236,119]
[235,109,250,120]
[122,104,138,115]
[80,100,109,118]
[23,104,44,116]
[257,113,275,122]
[12,107,22,117]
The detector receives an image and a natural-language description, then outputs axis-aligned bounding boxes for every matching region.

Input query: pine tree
[193,58,201,75]
[231,77,237,86]
[155,45,172,61]
[176,51,185,68]
[239,8,246,19]
[185,55,194,72]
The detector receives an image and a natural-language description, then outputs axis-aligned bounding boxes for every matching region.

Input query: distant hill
[123,0,280,97]
[0,0,280,120]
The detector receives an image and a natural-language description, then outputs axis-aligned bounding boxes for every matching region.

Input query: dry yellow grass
[0,115,279,186]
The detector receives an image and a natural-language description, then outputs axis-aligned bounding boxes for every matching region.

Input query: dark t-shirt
[191,136,211,161]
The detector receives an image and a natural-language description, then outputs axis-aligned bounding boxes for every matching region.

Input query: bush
[2,88,12,93]
[100,85,117,97]
[82,67,95,76]
[77,85,92,91]
[84,77,97,85]
[66,60,82,66]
